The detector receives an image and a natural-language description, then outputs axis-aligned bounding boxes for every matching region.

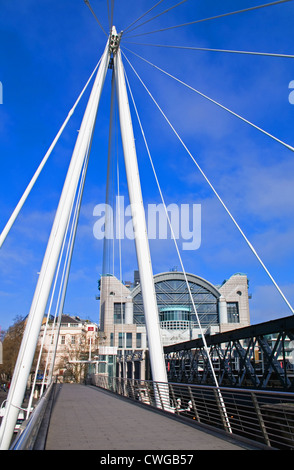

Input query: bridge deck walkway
[44,384,256,450]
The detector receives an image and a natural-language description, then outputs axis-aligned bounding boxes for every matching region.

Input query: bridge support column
[0,42,111,450]
[113,32,169,408]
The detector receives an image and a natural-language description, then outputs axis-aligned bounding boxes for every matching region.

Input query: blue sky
[1,0,294,331]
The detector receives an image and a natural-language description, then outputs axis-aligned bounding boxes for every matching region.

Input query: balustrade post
[251,392,271,447]
[188,386,201,422]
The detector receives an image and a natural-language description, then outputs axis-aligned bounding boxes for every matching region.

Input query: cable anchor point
[109,26,123,56]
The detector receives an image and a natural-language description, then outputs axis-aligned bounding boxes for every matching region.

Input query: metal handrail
[92,374,294,450]
[10,382,55,450]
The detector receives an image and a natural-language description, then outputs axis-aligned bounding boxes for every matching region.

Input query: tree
[0,316,25,382]
[55,328,99,383]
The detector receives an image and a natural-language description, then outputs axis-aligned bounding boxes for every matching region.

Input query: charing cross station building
[97,270,251,381]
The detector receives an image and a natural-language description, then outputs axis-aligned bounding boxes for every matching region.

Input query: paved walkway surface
[45,384,255,451]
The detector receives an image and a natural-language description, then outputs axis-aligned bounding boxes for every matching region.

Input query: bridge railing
[91,374,294,450]
[9,381,55,450]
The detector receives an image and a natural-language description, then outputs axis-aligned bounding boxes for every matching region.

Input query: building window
[136,333,142,348]
[98,362,106,373]
[227,302,240,323]
[61,335,65,345]
[110,332,114,347]
[118,332,125,348]
[114,303,125,324]
[71,335,76,345]
[126,333,132,349]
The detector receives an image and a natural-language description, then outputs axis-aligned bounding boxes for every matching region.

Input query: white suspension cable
[124,0,188,35]
[124,41,294,59]
[26,198,72,418]
[107,0,111,30]
[27,131,92,414]
[122,51,294,316]
[114,43,169,402]
[45,163,87,387]
[116,137,123,286]
[84,0,108,36]
[111,0,115,30]
[123,0,166,34]
[123,47,294,152]
[124,62,232,432]
[52,100,97,372]
[106,0,115,30]
[103,72,116,276]
[0,59,101,249]
[116,129,127,368]
[0,43,111,449]
[125,0,294,38]
[107,0,115,30]
[46,129,93,388]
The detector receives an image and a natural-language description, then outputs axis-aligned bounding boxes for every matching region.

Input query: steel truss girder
[165,315,294,391]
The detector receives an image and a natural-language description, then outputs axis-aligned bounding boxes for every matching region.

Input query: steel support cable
[103,72,116,276]
[107,0,111,30]
[45,132,93,389]
[84,0,108,36]
[103,100,118,275]
[107,0,115,30]
[26,72,97,414]
[46,166,87,386]
[105,99,118,278]
[124,0,188,35]
[49,113,96,379]
[33,227,69,391]
[124,0,294,38]
[0,44,111,450]
[123,47,294,152]
[111,0,115,31]
[27,138,91,416]
[123,59,232,433]
[122,51,294,316]
[26,142,88,416]
[106,77,127,356]
[0,59,101,250]
[123,0,166,34]
[116,125,123,285]
[26,196,72,418]
[116,122,127,363]
[113,105,120,275]
[124,41,294,59]
[115,46,169,401]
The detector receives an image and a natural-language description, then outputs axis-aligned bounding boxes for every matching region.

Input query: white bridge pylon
[0,27,168,449]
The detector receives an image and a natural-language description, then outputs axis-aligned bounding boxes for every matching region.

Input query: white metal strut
[0,40,111,450]
[0,28,171,449]
[112,27,169,399]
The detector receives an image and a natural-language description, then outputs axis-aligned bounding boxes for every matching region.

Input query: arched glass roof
[131,272,220,327]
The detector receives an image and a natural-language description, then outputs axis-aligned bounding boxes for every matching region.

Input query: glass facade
[160,306,190,321]
[132,277,219,327]
[159,306,191,330]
